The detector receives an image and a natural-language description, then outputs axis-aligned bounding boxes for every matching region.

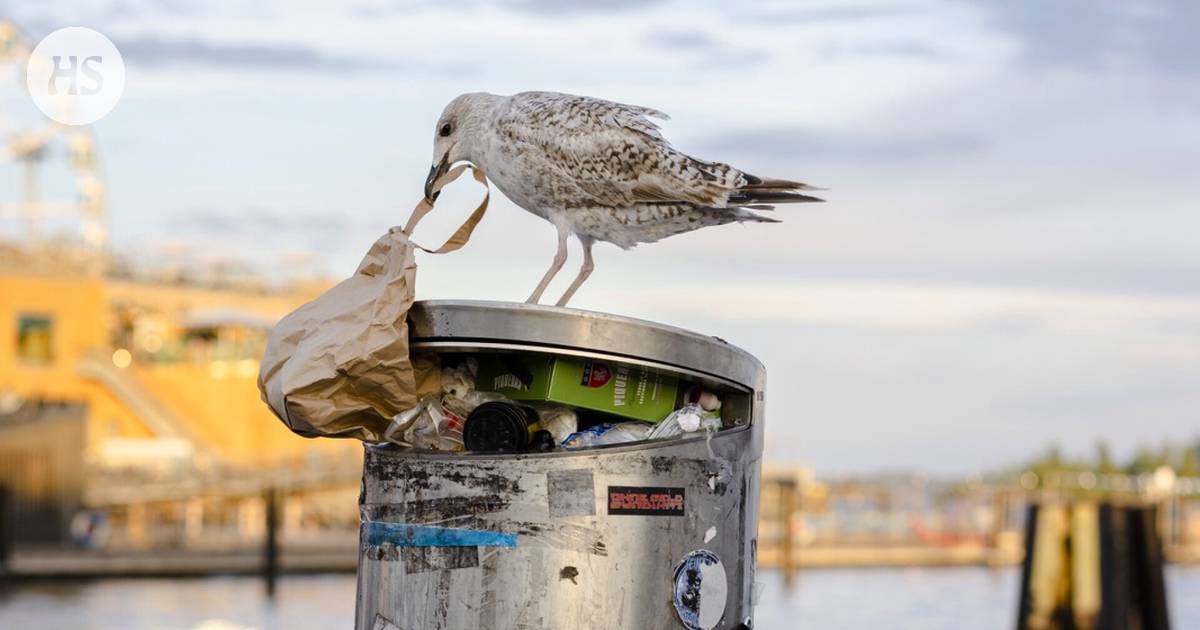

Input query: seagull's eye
[439,123,453,137]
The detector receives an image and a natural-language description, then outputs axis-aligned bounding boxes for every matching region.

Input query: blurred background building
[0,22,359,560]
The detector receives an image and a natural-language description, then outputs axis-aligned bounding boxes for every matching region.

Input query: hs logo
[48,55,105,96]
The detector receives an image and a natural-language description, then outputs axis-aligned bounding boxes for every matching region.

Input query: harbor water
[2,567,1198,629]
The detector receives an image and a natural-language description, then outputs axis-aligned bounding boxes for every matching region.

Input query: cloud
[737,3,922,25]
[702,48,771,69]
[695,126,985,162]
[850,41,945,59]
[115,35,384,72]
[965,0,1200,76]
[645,28,718,50]
[497,0,666,15]
[642,27,768,69]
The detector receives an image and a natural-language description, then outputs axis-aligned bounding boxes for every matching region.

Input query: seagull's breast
[478,137,581,221]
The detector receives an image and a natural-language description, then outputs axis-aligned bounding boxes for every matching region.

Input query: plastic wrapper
[535,406,578,446]
[648,403,722,441]
[562,422,653,449]
[385,358,517,452]
[383,395,465,451]
[441,358,505,419]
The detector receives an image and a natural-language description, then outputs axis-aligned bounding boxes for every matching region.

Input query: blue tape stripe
[365,522,517,548]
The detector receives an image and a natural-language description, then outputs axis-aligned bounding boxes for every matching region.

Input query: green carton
[475,355,678,423]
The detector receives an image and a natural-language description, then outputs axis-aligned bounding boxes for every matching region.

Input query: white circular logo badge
[26,27,125,126]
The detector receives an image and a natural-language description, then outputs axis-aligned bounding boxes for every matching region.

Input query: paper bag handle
[401,164,490,255]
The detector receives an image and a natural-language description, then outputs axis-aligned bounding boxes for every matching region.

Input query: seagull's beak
[424,153,450,203]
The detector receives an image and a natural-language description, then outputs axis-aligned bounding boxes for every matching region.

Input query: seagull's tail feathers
[728,173,826,206]
[731,207,781,224]
[742,174,826,191]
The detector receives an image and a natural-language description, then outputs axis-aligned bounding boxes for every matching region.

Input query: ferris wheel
[0,21,108,256]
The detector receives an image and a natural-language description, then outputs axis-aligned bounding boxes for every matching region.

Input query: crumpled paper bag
[258,165,488,441]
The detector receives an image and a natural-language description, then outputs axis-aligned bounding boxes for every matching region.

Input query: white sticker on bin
[672,549,728,630]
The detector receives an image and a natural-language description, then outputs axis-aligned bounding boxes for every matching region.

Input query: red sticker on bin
[607,486,685,516]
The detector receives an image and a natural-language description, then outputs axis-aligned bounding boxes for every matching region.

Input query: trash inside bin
[387,351,732,454]
[378,325,744,455]
[476,354,679,423]
[356,300,766,630]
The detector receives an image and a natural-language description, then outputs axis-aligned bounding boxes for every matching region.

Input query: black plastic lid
[464,401,535,452]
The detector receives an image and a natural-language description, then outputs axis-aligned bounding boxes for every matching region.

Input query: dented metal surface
[354,302,764,630]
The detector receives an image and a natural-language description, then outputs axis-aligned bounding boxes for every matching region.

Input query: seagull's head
[425,92,497,203]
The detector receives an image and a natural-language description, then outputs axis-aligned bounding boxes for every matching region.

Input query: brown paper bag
[257,166,488,441]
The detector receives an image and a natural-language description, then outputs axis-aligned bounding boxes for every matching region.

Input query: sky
[1,0,1197,474]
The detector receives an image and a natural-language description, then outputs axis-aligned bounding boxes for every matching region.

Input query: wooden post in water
[777,478,797,589]
[1097,503,1131,630]
[1130,506,1169,630]
[0,484,11,573]
[264,487,280,598]
[1014,504,1037,630]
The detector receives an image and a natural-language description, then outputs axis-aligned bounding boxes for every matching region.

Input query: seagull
[424,91,823,306]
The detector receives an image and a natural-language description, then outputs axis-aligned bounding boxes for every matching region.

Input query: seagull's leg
[526,225,569,304]
[555,236,594,307]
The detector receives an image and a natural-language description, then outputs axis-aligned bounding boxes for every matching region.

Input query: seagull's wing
[499,91,822,208]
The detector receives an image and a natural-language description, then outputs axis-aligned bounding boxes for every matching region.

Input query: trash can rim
[409,300,765,390]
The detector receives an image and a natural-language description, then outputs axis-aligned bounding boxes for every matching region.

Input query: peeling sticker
[365,522,517,548]
[403,545,479,573]
[366,495,509,523]
[672,550,728,630]
[704,526,716,543]
[547,469,595,518]
[512,521,608,556]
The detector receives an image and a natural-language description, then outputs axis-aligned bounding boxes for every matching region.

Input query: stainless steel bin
[356,300,766,630]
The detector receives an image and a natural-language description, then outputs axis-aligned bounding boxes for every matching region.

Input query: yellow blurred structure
[0,250,357,469]
[0,70,365,554]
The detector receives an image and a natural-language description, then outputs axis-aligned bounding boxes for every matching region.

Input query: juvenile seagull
[424,91,823,306]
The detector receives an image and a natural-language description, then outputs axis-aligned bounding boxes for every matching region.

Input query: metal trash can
[356,301,766,630]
